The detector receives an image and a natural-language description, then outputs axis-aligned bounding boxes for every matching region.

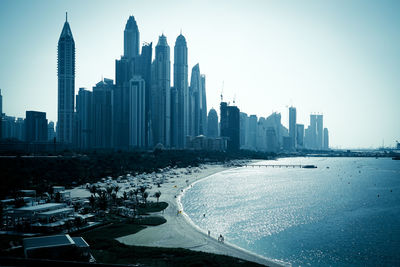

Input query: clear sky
[0,0,399,148]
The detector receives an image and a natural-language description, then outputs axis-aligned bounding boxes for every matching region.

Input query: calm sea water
[181,157,400,266]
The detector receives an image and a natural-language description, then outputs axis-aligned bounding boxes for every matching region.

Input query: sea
[180,157,400,266]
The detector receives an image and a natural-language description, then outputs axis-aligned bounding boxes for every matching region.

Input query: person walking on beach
[208,230,210,237]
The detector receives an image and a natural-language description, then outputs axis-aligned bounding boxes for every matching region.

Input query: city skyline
[0,0,399,148]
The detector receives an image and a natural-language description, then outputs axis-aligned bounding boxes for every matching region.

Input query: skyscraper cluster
[57,14,209,150]
[1,13,332,153]
[239,107,329,152]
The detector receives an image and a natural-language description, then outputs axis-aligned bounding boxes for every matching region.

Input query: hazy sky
[0,0,399,148]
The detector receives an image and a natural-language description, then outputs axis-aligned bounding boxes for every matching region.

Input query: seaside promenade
[116,164,285,267]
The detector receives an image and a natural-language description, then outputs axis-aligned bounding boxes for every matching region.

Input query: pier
[244,164,317,169]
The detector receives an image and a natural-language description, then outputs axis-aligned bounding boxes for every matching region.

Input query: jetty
[244,164,317,169]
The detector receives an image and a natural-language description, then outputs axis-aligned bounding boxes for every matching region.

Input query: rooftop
[24,234,74,251]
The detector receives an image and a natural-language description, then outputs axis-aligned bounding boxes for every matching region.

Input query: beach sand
[116,164,285,267]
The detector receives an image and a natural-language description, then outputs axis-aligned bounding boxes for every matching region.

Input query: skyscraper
[75,88,92,150]
[207,108,218,138]
[323,128,329,150]
[137,42,153,147]
[114,16,142,149]
[200,74,207,135]
[129,76,146,148]
[248,115,258,150]
[296,124,304,148]
[240,112,248,148]
[124,16,140,59]
[173,34,188,148]
[289,107,296,149]
[220,102,240,151]
[316,115,323,150]
[48,121,56,141]
[25,111,48,142]
[0,89,2,139]
[57,13,75,144]
[92,79,113,149]
[189,64,201,136]
[151,34,171,147]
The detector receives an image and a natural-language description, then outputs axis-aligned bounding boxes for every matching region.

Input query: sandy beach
[116,163,286,267]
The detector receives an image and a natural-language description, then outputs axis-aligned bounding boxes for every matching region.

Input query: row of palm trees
[88,184,161,212]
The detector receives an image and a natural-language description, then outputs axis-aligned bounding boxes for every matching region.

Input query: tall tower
[173,34,188,148]
[152,34,171,147]
[124,16,140,59]
[189,64,201,136]
[289,106,296,149]
[57,12,75,144]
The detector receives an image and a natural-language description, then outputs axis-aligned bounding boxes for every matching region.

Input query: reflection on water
[181,157,400,266]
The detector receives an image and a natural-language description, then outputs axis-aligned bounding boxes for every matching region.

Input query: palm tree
[139,186,147,204]
[133,189,139,204]
[98,191,108,211]
[89,195,96,211]
[154,191,161,204]
[114,185,120,196]
[129,190,134,200]
[89,185,97,197]
[106,186,113,199]
[143,192,149,205]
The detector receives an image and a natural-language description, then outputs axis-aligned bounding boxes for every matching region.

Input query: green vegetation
[137,202,168,215]
[80,218,262,267]
[87,239,264,267]
[0,149,275,199]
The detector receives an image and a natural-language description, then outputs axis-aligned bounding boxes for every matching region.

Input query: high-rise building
[92,79,113,149]
[57,13,75,144]
[220,102,240,151]
[0,89,2,139]
[240,112,248,148]
[151,34,171,147]
[170,86,179,147]
[248,115,257,150]
[266,127,278,152]
[323,128,329,150]
[173,34,188,148]
[309,114,317,149]
[25,111,48,142]
[200,75,207,135]
[137,42,153,147]
[316,115,323,150]
[75,88,92,150]
[289,106,296,149]
[189,64,201,137]
[207,108,218,138]
[48,121,56,141]
[129,76,146,148]
[114,16,144,149]
[296,124,304,148]
[124,16,140,59]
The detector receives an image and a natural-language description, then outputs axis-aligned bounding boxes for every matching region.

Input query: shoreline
[117,162,286,267]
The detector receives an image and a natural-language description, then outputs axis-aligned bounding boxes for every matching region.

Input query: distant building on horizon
[323,128,329,150]
[289,107,296,150]
[92,79,113,149]
[75,88,92,150]
[207,108,218,138]
[48,121,55,141]
[296,124,304,148]
[220,102,240,151]
[57,13,75,144]
[25,111,48,142]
